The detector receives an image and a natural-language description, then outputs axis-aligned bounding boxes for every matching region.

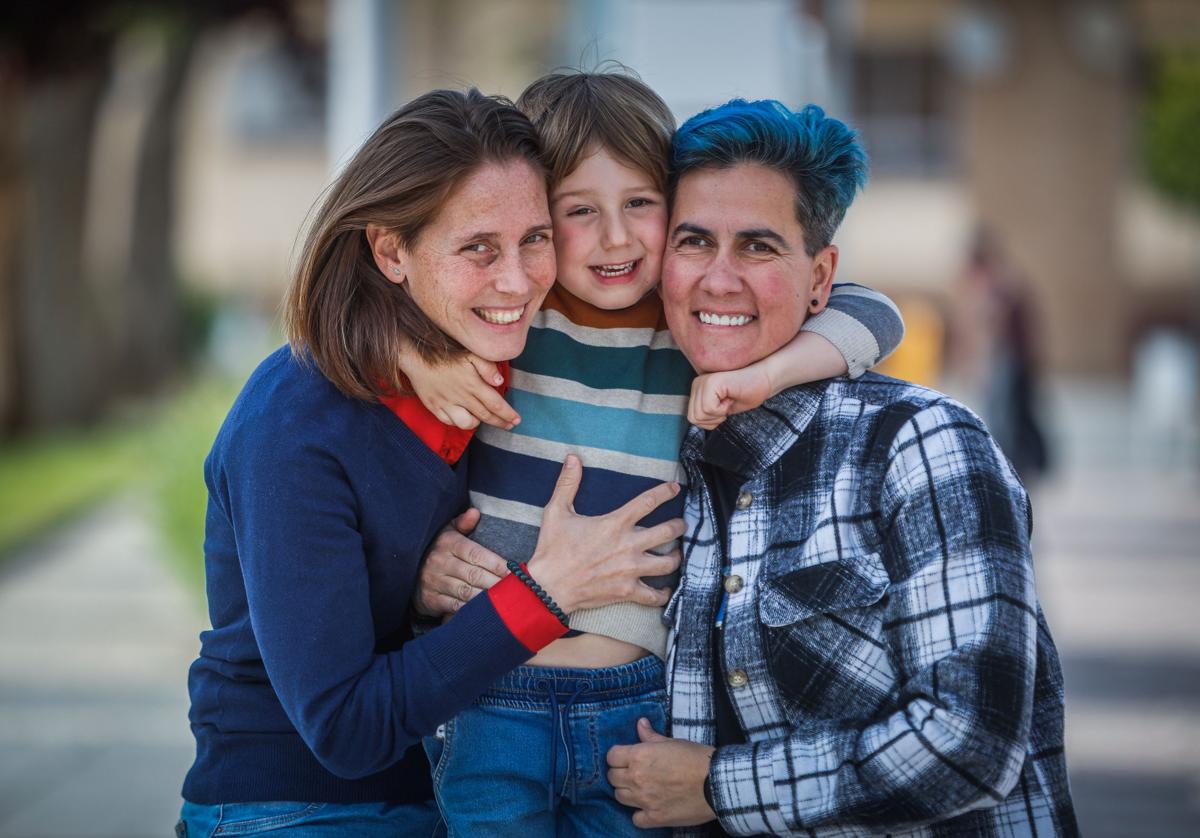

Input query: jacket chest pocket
[757,552,897,721]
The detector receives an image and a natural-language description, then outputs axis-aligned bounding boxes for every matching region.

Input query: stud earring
[392,267,402,276]
[810,298,819,307]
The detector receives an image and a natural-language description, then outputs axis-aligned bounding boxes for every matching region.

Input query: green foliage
[143,376,239,591]
[0,428,140,557]
[0,375,238,592]
[1143,51,1200,210]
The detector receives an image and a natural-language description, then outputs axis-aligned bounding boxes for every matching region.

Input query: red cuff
[487,570,569,653]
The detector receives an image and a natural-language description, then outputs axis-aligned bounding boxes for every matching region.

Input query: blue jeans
[423,655,670,838]
[177,800,444,837]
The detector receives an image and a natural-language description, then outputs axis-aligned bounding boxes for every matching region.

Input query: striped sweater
[468,282,903,657]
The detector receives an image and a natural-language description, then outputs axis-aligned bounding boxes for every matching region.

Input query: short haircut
[517,69,675,192]
[669,99,868,256]
[284,88,546,401]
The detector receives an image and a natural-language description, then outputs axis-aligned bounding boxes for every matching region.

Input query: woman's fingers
[617,480,681,524]
[451,507,481,535]
[636,520,687,552]
[636,548,681,580]
[628,581,672,608]
[416,526,508,617]
[439,530,509,583]
[545,454,583,514]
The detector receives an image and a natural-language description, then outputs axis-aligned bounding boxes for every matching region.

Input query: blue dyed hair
[669,99,868,256]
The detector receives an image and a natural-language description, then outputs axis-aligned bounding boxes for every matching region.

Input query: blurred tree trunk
[83,24,198,397]
[122,28,196,392]
[0,69,22,434]
[0,1,301,439]
[12,67,111,430]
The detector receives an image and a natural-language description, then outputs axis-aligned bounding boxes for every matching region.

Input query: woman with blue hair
[607,97,1077,837]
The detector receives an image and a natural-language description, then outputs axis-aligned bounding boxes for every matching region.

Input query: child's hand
[400,347,520,430]
[687,365,773,430]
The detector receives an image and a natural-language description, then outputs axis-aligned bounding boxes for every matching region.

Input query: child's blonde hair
[517,68,675,192]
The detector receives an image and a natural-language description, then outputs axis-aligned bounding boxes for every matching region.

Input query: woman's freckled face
[400,159,556,363]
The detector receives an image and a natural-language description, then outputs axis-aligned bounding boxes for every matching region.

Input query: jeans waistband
[484,655,664,704]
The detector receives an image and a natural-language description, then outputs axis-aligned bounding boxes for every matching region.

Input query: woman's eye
[566,206,594,217]
[627,197,652,209]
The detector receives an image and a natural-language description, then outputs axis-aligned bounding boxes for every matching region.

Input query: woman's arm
[224,435,680,780]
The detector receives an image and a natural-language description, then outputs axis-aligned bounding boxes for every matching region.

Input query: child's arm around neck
[687,282,905,429]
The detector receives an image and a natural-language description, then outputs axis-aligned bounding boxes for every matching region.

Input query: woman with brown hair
[176,89,682,837]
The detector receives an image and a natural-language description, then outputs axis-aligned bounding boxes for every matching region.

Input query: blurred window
[852,49,958,176]
[227,40,325,145]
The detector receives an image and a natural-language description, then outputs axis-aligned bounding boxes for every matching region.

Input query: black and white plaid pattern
[666,374,1078,837]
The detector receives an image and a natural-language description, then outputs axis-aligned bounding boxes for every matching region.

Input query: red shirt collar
[378,361,510,465]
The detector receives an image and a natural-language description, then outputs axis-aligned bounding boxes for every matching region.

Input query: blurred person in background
[606,99,1077,837]
[947,227,1051,485]
[176,88,685,837]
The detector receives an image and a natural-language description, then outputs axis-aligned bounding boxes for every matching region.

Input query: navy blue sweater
[182,347,538,804]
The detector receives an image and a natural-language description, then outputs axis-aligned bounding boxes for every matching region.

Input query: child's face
[550,146,667,310]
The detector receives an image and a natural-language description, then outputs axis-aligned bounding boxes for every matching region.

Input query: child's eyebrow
[552,188,593,202]
[553,183,661,202]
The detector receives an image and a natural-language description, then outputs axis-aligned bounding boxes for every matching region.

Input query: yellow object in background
[875,297,945,389]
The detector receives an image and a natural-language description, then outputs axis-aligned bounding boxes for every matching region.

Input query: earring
[391,267,402,276]
[810,298,819,307]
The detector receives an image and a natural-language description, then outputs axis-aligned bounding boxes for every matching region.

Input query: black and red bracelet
[507,560,570,628]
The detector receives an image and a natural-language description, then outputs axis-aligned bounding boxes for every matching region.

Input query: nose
[601,213,632,250]
[698,249,742,295]
[493,250,535,297]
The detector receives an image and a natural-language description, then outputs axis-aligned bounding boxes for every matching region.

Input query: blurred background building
[1,1,1197,836]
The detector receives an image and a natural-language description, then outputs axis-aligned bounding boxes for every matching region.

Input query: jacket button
[723,574,743,594]
[727,668,749,688]
[735,491,753,510]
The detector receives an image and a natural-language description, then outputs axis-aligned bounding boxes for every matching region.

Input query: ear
[365,223,408,287]
[806,245,839,314]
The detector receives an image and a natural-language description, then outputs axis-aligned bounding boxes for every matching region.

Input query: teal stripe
[516,327,694,396]
[508,390,689,462]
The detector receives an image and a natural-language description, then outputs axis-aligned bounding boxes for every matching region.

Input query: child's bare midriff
[528,632,651,668]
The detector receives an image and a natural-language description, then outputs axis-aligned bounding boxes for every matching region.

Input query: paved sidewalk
[1035,466,1200,837]
[0,495,201,838]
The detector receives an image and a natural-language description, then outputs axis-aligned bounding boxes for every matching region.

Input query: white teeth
[475,306,524,325]
[593,260,636,278]
[698,311,753,327]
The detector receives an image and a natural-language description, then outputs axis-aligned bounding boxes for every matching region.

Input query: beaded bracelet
[507,560,570,628]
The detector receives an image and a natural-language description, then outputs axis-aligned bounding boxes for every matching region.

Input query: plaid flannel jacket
[666,374,1078,837]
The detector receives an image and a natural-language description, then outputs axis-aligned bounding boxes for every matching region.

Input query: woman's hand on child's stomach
[413,508,509,617]
[399,344,520,430]
[687,365,773,430]
[527,455,684,614]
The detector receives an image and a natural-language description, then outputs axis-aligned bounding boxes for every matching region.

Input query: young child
[408,71,904,836]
